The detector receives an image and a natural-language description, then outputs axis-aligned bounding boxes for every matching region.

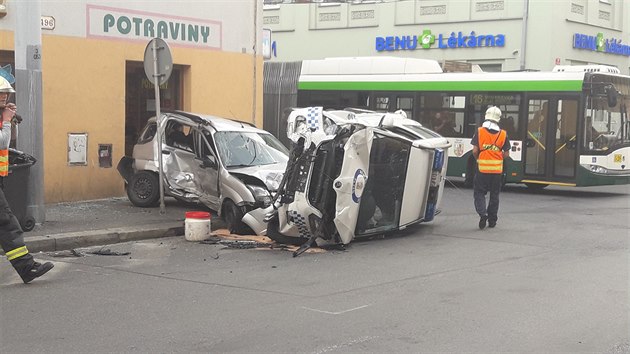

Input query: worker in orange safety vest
[471,106,511,229]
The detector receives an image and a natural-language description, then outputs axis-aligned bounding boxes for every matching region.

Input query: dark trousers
[473,172,502,223]
[0,178,34,276]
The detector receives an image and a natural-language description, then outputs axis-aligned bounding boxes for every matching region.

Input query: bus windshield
[583,79,630,153]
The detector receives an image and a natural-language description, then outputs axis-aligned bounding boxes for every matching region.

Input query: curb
[22,218,227,253]
[25,222,185,253]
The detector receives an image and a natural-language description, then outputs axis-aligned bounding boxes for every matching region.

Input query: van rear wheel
[127,171,160,207]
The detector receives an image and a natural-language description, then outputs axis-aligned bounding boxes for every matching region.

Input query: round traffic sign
[143,38,173,86]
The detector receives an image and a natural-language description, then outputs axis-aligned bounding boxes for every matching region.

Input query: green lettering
[201,26,210,43]
[157,21,168,39]
[188,25,198,42]
[132,17,143,36]
[103,14,115,32]
[117,16,131,34]
[169,22,180,40]
[144,19,155,38]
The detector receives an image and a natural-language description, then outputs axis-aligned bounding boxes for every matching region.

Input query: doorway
[523,97,578,181]
[125,61,183,156]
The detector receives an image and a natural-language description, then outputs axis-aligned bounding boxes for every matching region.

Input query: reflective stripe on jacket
[477,127,506,174]
[0,149,7,177]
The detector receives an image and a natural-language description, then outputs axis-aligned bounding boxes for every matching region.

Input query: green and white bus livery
[295,57,630,188]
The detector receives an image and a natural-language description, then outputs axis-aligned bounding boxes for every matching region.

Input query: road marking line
[301,304,369,315]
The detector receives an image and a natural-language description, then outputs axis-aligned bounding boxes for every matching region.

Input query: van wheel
[223,200,254,235]
[127,171,160,207]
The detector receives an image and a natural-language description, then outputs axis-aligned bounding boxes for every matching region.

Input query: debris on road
[201,229,326,254]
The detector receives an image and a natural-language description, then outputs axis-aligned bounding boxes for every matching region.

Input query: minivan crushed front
[244,107,451,253]
[117,110,288,234]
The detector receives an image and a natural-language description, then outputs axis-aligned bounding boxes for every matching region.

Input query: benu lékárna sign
[87,5,222,49]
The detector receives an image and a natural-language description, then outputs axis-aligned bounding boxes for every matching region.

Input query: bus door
[523,98,578,184]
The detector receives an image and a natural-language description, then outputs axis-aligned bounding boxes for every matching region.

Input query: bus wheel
[525,183,548,190]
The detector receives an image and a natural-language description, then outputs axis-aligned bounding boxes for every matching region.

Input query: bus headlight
[585,164,608,174]
[587,165,608,175]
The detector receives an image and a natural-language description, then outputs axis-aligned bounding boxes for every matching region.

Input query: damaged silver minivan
[117,110,288,233]
[243,107,451,252]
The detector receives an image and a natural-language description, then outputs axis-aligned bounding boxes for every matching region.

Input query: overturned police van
[241,107,451,253]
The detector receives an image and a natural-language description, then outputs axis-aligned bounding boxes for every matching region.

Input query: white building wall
[264,0,630,74]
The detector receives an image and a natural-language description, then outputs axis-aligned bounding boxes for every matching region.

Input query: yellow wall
[2,30,263,203]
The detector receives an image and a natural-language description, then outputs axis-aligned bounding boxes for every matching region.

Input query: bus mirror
[607,86,618,107]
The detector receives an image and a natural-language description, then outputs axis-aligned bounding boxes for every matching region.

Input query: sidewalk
[22,197,225,253]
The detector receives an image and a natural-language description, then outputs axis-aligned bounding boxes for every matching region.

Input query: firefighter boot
[20,261,54,284]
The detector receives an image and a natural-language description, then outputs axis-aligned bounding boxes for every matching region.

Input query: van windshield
[215,131,289,168]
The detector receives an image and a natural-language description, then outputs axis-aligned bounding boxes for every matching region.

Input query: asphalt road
[1,182,628,353]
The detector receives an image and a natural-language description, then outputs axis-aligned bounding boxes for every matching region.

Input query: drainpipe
[520,0,529,71]
[252,0,258,125]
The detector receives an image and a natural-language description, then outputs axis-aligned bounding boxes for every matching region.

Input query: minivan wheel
[223,200,254,235]
[127,171,160,207]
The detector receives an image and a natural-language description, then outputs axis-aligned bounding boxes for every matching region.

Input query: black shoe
[478,215,487,229]
[21,262,54,284]
[488,220,497,228]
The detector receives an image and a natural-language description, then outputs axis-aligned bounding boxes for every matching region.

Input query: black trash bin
[3,148,37,232]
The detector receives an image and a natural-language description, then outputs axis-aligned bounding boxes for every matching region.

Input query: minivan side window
[165,121,194,152]
[137,122,157,144]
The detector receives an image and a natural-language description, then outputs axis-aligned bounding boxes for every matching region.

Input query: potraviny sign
[87,5,222,49]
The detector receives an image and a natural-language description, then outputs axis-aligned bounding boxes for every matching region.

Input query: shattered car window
[215,131,288,168]
[355,134,410,236]
[137,123,157,144]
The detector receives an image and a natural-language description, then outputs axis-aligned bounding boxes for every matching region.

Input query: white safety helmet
[484,106,502,123]
[0,76,15,108]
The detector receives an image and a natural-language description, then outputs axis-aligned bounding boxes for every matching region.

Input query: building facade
[263,0,630,74]
[0,0,264,203]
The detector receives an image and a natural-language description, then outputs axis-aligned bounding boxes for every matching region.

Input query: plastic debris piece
[88,248,130,256]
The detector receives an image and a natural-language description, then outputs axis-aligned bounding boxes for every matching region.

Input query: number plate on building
[41,16,56,30]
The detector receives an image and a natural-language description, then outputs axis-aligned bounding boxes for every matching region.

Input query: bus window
[500,115,517,138]
[584,94,630,152]
[554,99,578,177]
[418,93,465,137]
[375,96,390,112]
[525,99,549,175]
[396,96,414,120]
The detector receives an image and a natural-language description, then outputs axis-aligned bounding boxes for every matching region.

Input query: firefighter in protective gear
[471,106,511,229]
[0,76,54,283]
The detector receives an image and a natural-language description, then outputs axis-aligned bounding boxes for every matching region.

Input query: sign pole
[143,38,172,215]
[152,40,166,214]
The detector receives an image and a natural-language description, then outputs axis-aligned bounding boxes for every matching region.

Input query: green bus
[295,57,630,188]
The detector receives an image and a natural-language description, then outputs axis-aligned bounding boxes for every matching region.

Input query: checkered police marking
[288,210,311,239]
[306,107,322,131]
